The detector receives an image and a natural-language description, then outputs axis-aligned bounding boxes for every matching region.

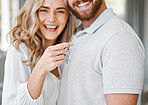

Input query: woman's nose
[47,11,56,22]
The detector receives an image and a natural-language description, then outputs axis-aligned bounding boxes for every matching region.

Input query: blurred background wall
[0,0,147,105]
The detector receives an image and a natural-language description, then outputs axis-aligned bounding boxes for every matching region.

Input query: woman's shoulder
[11,42,28,52]
[8,42,29,60]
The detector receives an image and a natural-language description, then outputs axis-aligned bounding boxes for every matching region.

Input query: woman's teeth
[46,25,57,29]
[44,25,58,31]
[78,1,90,7]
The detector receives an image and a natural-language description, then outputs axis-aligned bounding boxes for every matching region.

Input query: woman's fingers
[54,49,65,56]
[55,60,64,66]
[40,42,74,72]
[48,42,74,51]
[49,58,64,69]
[54,54,65,61]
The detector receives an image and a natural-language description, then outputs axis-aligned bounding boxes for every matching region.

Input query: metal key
[65,45,71,64]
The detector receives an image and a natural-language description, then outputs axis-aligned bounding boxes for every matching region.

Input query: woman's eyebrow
[40,6,66,10]
[56,7,66,10]
[40,6,49,9]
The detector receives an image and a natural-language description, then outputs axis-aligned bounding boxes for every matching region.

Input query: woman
[2,0,75,104]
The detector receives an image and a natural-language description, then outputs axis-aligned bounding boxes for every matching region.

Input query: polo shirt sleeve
[2,44,44,105]
[102,31,145,94]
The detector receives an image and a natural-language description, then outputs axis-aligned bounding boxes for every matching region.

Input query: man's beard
[68,0,102,21]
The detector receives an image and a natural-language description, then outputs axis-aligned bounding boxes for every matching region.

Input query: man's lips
[77,1,90,7]
[75,1,91,10]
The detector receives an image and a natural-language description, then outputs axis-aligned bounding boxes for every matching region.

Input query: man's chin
[69,0,102,21]
[75,12,95,21]
[69,6,96,21]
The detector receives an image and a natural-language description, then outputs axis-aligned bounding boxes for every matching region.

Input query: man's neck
[82,1,107,29]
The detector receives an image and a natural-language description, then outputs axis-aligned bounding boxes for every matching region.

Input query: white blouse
[2,43,60,105]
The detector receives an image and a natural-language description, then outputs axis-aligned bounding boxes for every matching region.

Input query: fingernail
[69,42,74,46]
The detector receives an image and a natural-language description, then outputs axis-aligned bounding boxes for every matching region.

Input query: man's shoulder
[93,15,138,43]
[104,15,135,35]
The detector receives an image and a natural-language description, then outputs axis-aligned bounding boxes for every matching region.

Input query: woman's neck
[50,67,60,79]
[44,39,57,49]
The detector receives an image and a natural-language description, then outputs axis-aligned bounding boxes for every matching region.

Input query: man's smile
[77,1,91,7]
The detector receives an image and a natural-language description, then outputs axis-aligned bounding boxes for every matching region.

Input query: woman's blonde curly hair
[9,0,75,68]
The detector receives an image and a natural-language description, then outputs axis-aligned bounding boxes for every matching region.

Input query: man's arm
[105,94,138,105]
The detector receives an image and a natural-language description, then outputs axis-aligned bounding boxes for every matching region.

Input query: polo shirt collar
[75,8,115,37]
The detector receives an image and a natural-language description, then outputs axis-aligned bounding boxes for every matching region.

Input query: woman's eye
[57,11,64,13]
[40,10,47,12]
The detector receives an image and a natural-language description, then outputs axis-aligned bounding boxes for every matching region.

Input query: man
[58,0,145,105]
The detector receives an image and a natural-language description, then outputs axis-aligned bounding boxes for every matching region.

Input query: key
[65,45,71,64]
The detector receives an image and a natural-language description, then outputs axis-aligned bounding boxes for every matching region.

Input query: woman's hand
[27,42,74,99]
[35,42,74,73]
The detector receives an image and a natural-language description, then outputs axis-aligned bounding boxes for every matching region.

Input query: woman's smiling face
[38,0,69,42]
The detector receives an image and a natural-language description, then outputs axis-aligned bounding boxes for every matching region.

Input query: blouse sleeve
[2,44,44,105]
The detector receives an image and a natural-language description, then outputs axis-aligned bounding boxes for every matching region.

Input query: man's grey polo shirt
[58,8,145,105]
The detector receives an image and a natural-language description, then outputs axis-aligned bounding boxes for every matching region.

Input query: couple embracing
[2,0,145,105]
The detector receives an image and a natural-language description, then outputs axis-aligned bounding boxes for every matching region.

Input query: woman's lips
[44,25,58,32]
